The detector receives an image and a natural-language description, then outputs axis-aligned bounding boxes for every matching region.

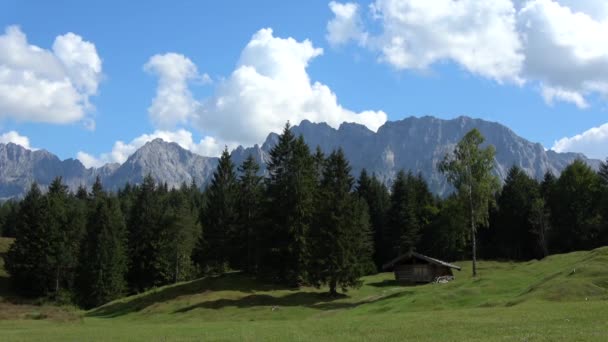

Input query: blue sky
[1,0,607,167]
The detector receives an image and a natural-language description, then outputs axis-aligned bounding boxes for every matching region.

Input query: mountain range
[0,116,599,200]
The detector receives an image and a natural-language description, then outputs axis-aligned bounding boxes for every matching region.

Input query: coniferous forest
[1,124,608,309]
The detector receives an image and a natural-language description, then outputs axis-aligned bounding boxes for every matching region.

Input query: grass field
[1,237,607,341]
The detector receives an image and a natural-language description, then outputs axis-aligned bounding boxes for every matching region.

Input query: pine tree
[128,174,163,291]
[264,123,316,286]
[386,171,421,258]
[356,170,390,270]
[492,166,541,260]
[5,183,51,296]
[550,160,602,252]
[236,155,264,273]
[163,190,199,283]
[76,183,128,309]
[46,177,85,296]
[309,149,373,295]
[194,148,238,273]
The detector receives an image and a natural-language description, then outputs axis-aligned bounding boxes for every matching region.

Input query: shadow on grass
[88,272,289,318]
[174,289,414,313]
[367,279,417,288]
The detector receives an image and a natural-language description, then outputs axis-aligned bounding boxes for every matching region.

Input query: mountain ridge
[0,116,599,199]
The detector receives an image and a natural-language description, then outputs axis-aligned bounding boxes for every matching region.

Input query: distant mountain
[103,138,218,191]
[0,116,600,199]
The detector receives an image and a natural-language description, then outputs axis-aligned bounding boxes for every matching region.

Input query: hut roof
[382,252,462,271]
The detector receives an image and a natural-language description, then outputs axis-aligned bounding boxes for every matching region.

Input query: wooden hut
[382,252,461,283]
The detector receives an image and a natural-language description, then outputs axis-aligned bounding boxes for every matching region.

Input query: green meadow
[1,237,607,341]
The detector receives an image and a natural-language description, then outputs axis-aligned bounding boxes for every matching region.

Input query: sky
[1,0,608,167]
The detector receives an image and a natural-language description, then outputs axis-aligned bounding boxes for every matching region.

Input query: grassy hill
[0,243,607,340]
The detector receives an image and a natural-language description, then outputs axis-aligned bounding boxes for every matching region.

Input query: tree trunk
[55,268,60,294]
[174,249,179,284]
[471,220,477,277]
[468,174,477,277]
[329,279,338,297]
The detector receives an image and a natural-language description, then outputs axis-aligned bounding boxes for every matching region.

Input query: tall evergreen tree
[356,170,390,270]
[265,123,316,286]
[550,160,602,252]
[5,183,51,296]
[76,183,128,309]
[492,166,541,260]
[439,129,499,276]
[309,149,373,295]
[128,174,163,291]
[236,155,264,273]
[46,177,85,296]
[194,148,238,273]
[386,171,421,258]
[163,190,199,283]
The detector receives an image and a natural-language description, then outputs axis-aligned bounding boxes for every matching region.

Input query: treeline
[1,125,608,308]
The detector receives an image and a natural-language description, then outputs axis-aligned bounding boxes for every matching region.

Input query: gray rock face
[239,116,600,195]
[0,116,600,199]
[104,139,218,191]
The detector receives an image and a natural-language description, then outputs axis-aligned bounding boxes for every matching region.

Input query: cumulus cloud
[144,53,210,129]
[365,0,524,82]
[327,0,608,107]
[552,123,608,159]
[327,2,367,46]
[0,130,33,149]
[77,129,232,168]
[192,28,387,147]
[0,26,102,125]
[518,0,608,108]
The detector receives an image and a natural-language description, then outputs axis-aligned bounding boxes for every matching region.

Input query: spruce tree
[5,183,51,296]
[386,171,420,258]
[493,166,541,260]
[46,177,85,296]
[309,149,373,295]
[162,190,199,283]
[265,123,316,286]
[356,170,390,270]
[76,183,128,309]
[550,160,602,252]
[128,174,163,291]
[195,148,238,273]
[236,155,264,273]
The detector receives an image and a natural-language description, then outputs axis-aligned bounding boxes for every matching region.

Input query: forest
[1,123,608,309]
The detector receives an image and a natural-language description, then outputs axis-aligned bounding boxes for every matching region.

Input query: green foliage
[439,129,499,276]
[235,155,264,274]
[0,200,19,238]
[76,184,128,309]
[264,124,316,286]
[127,175,165,291]
[550,159,603,252]
[309,149,374,295]
[195,148,238,273]
[489,166,545,260]
[356,170,390,270]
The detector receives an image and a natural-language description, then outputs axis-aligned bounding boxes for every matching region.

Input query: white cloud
[552,123,608,159]
[364,0,524,83]
[327,2,367,46]
[518,0,608,107]
[541,86,589,108]
[77,129,231,168]
[192,28,387,147]
[0,26,102,125]
[144,53,208,129]
[0,130,33,149]
[328,0,608,107]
